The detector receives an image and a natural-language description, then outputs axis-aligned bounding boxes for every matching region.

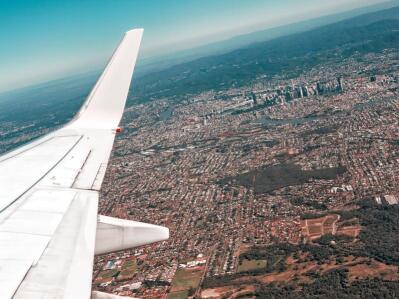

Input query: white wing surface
[0,29,169,299]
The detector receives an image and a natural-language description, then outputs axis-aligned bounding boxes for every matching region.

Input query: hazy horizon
[0,0,392,93]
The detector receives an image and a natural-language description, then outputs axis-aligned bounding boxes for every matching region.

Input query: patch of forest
[256,269,399,298]
[220,163,346,194]
[202,200,399,297]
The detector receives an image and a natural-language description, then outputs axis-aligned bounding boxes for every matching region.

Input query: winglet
[68,29,143,130]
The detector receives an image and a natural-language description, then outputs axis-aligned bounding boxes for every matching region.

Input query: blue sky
[0,0,388,92]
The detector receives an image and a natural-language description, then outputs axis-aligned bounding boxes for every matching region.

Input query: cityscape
[0,2,398,299]
[92,47,399,297]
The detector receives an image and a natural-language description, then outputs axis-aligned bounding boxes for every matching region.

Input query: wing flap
[0,135,81,212]
[13,190,98,299]
[0,260,32,299]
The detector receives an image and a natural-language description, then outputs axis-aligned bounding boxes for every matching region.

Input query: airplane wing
[0,29,169,299]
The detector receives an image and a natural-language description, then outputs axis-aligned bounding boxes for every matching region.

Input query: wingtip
[67,27,144,130]
[126,28,144,35]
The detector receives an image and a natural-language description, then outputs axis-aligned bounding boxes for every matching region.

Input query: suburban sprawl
[0,5,398,299]
[92,33,399,298]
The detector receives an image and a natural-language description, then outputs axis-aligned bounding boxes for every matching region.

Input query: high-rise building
[251,92,258,105]
[285,91,293,101]
[337,77,344,92]
[316,82,323,94]
[296,86,303,98]
[302,86,309,97]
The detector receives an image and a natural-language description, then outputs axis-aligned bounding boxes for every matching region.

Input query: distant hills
[130,5,399,104]
[136,1,399,76]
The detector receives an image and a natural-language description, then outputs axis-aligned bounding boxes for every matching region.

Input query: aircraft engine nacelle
[94,215,169,255]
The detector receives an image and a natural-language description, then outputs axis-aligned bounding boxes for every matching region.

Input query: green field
[170,268,203,293]
[237,259,267,272]
[122,259,136,269]
[99,269,120,279]
[167,290,189,299]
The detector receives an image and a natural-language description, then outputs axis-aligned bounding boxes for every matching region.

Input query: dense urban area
[0,5,398,299]
[92,47,399,297]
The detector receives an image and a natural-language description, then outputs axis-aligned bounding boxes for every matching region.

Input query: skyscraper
[337,77,344,92]
[302,86,309,97]
[316,82,323,94]
[296,86,304,98]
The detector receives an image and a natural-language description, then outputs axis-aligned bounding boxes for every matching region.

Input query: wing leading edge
[0,29,169,299]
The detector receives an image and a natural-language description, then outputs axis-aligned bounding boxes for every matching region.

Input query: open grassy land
[170,268,203,293]
[238,259,267,273]
[167,290,189,299]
